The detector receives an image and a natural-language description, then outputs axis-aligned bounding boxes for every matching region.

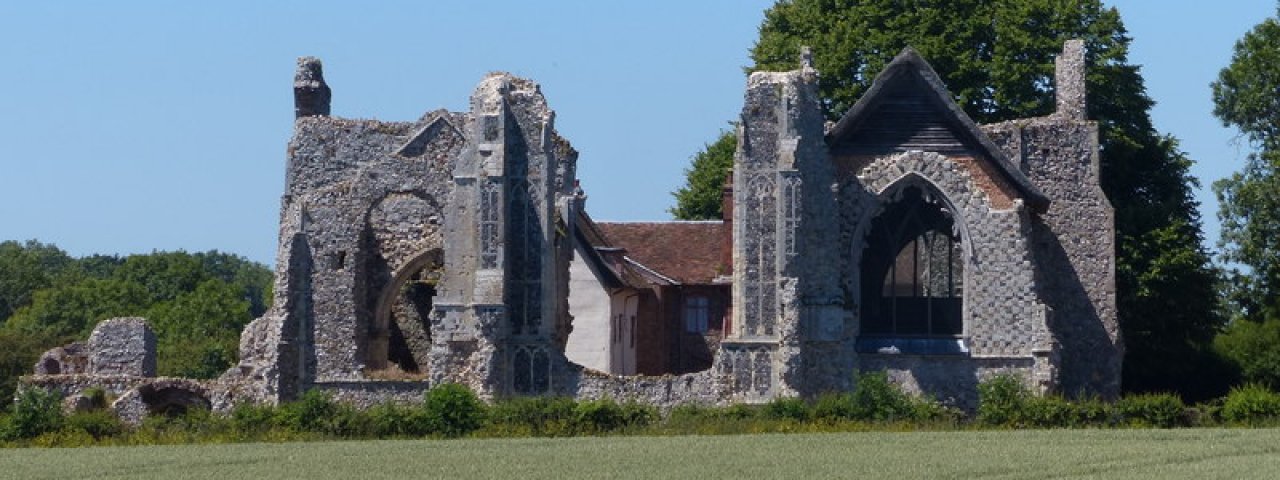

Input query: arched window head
[860,185,963,338]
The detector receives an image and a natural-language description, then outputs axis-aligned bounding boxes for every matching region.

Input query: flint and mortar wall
[983,118,1118,397]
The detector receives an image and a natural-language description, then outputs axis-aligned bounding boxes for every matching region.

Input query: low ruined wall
[20,374,152,399]
[568,367,728,408]
[310,381,434,409]
[860,354,1042,410]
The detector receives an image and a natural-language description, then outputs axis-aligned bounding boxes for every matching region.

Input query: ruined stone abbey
[26,40,1118,420]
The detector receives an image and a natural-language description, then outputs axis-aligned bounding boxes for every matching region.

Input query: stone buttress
[728,53,847,401]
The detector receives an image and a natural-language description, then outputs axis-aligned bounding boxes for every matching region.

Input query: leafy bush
[1071,395,1116,426]
[811,393,855,421]
[573,399,626,433]
[849,371,922,421]
[667,403,720,424]
[1221,383,1280,425]
[1017,395,1077,428]
[1117,393,1186,428]
[2,388,64,440]
[136,406,236,442]
[1215,318,1280,388]
[421,383,485,438]
[1186,398,1223,427]
[978,376,1137,428]
[275,389,361,435]
[229,402,278,435]
[487,396,577,436]
[762,396,810,422]
[618,401,658,429]
[721,403,760,420]
[977,374,1032,427]
[63,410,125,439]
[811,372,950,424]
[364,402,427,438]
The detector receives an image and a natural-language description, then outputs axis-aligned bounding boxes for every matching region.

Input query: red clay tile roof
[595,221,728,285]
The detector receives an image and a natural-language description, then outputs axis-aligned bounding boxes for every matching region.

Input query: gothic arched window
[860,185,963,338]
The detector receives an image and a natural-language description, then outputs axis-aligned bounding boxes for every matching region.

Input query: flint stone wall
[88,317,156,377]
[34,342,88,375]
[983,116,1119,397]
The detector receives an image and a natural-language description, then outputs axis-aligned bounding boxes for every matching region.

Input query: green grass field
[5,429,1280,479]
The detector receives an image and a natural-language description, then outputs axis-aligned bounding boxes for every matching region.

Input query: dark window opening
[512,345,550,395]
[684,295,710,333]
[140,386,211,419]
[860,186,963,338]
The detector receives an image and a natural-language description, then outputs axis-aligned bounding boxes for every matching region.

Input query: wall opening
[40,358,61,375]
[367,249,443,379]
[860,185,963,340]
[139,385,211,418]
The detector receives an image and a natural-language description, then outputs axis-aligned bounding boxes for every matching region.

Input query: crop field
[5,429,1280,479]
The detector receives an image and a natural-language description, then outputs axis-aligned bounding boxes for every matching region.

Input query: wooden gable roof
[827,48,1050,212]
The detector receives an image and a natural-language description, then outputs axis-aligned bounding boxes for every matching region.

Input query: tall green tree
[674,0,1222,397]
[146,279,255,378]
[0,240,75,322]
[1212,10,1280,321]
[669,130,737,220]
[4,278,151,338]
[1210,9,1280,387]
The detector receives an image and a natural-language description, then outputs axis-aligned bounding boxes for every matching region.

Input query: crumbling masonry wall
[982,40,1120,397]
[223,59,590,405]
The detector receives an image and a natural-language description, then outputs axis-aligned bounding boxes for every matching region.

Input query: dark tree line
[0,240,273,407]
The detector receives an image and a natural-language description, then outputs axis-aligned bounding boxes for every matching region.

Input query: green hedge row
[6,374,1280,446]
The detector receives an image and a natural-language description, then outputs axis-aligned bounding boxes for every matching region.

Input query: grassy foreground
[6,429,1280,480]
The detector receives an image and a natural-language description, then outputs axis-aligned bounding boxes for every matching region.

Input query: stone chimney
[1055,39,1086,120]
[294,57,331,118]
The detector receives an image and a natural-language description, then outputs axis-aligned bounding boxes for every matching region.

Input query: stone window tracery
[860,185,963,338]
[480,179,501,269]
[508,179,541,335]
[512,344,550,395]
[782,175,802,257]
[743,175,777,338]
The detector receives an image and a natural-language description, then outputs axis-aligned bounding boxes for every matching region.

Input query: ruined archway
[366,249,443,377]
[362,191,443,378]
[136,380,212,418]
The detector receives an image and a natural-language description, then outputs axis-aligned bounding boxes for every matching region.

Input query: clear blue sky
[0,1,1273,266]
